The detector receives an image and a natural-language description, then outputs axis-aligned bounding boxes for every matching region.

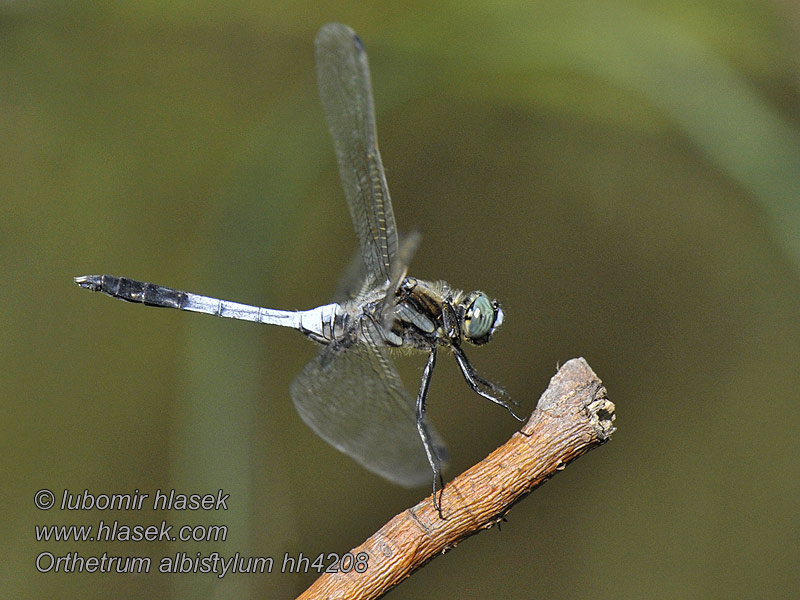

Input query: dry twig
[296,357,615,600]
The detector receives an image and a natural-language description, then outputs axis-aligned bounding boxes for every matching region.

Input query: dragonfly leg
[441,296,460,341]
[415,346,445,516]
[452,345,523,421]
[468,370,509,398]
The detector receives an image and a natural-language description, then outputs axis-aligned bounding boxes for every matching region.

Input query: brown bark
[297,357,615,600]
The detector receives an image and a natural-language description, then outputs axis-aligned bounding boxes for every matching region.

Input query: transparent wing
[331,249,369,304]
[387,229,421,293]
[315,23,397,287]
[332,231,422,304]
[290,323,448,488]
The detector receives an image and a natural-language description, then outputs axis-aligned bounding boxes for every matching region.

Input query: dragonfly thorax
[380,277,503,350]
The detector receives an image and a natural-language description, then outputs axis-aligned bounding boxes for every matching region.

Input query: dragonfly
[75,23,521,507]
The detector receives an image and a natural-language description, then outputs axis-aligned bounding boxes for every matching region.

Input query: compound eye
[465,293,494,340]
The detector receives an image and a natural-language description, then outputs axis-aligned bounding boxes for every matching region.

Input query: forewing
[315,23,397,287]
[332,231,422,304]
[290,331,448,488]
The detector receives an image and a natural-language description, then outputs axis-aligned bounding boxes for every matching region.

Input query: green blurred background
[4,1,799,598]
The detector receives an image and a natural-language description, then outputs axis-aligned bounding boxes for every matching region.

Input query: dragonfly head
[460,291,503,345]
